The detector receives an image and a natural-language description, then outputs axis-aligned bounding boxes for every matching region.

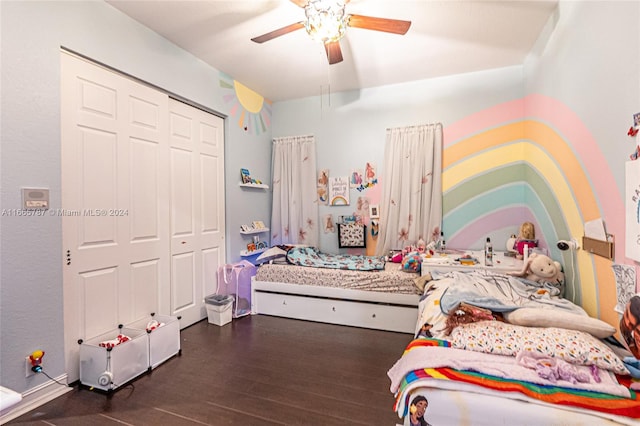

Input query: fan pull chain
[319,84,332,118]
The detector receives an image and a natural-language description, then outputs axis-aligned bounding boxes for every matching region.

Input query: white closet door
[61,53,170,382]
[167,99,225,327]
[61,53,226,383]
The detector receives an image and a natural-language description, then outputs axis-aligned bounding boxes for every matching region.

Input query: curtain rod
[272,135,314,142]
[386,123,443,131]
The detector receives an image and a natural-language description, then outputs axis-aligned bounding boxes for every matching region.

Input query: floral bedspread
[286,246,385,271]
[255,262,420,294]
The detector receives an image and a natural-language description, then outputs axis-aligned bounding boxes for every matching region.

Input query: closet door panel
[62,53,170,382]
[168,100,225,326]
[62,53,224,383]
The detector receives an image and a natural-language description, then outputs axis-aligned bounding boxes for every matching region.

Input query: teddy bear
[509,252,564,286]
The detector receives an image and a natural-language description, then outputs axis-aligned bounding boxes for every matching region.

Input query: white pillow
[414,279,452,339]
[451,320,627,374]
[256,246,288,264]
[503,308,616,339]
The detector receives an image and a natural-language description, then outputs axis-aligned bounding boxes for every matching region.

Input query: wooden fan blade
[324,41,343,65]
[251,22,305,43]
[347,14,411,35]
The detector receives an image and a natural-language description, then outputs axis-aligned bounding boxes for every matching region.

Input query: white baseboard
[0,374,72,425]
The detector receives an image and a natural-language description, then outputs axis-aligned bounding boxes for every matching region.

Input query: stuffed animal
[510,252,564,285]
[401,251,422,273]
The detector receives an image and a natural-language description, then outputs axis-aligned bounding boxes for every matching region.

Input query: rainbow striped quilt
[395,367,640,419]
[391,338,640,420]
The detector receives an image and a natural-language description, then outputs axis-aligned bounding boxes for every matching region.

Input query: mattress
[255,262,420,294]
[397,383,637,426]
[388,269,640,425]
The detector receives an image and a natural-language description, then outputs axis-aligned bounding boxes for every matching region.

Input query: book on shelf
[240,168,251,184]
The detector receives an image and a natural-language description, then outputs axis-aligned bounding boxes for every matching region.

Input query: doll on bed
[443,302,500,335]
[512,222,538,259]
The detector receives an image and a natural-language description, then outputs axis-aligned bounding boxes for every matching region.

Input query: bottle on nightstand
[484,237,493,266]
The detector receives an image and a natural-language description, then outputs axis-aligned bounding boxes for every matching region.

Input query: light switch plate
[22,188,49,210]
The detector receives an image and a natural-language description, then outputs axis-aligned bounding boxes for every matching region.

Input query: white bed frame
[250,277,419,333]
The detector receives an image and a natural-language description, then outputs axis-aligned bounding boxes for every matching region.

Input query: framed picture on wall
[369,204,379,219]
[329,176,350,206]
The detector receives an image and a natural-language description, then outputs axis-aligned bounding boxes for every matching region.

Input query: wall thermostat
[21,188,49,210]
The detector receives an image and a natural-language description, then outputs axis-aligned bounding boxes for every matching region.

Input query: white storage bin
[79,327,149,391]
[128,314,181,369]
[205,294,234,326]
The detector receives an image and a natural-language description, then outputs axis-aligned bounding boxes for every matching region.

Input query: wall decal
[350,169,363,188]
[317,169,329,205]
[365,162,377,184]
[356,196,370,215]
[220,72,271,135]
[323,214,336,233]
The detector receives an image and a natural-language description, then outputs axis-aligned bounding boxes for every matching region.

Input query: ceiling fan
[251,0,411,65]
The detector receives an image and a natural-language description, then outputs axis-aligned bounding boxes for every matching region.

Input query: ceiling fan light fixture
[304,0,347,43]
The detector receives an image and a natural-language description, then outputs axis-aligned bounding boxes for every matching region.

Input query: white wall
[273,67,524,252]
[525,0,639,193]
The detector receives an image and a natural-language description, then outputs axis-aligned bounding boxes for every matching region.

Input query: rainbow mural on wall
[220,72,272,135]
[443,94,626,326]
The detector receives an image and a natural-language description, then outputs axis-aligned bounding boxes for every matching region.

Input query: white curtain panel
[270,135,319,247]
[375,123,443,256]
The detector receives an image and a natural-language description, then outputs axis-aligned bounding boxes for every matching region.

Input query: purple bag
[217,260,256,318]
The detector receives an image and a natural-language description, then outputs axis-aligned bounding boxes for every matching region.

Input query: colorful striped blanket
[389,338,640,421]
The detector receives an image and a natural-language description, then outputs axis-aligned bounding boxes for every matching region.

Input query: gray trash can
[204,294,235,326]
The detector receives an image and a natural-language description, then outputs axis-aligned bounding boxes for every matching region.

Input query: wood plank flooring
[7,315,413,425]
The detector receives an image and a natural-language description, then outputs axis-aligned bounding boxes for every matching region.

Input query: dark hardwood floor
[7,315,413,425]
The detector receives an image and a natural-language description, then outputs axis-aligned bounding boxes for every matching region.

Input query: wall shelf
[240,248,267,257]
[582,235,614,260]
[240,227,269,235]
[239,183,269,189]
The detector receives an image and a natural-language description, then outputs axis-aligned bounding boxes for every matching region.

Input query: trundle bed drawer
[255,291,417,333]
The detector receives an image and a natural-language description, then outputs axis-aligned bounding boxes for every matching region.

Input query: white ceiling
[106,0,558,102]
